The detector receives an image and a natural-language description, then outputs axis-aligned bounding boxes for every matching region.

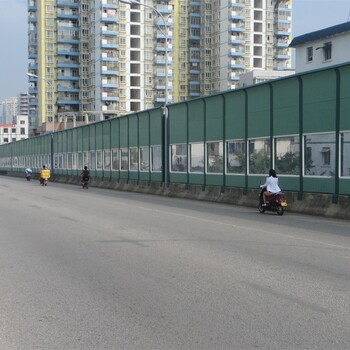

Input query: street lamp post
[26,72,55,133]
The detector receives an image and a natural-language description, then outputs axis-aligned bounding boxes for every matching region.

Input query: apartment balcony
[28,62,38,70]
[57,50,80,56]
[274,54,291,60]
[102,95,118,102]
[229,73,240,81]
[101,69,119,76]
[101,13,118,23]
[230,36,245,45]
[230,23,245,32]
[57,75,79,81]
[229,60,244,69]
[156,5,172,15]
[275,65,292,71]
[101,102,118,112]
[276,26,291,36]
[57,35,79,44]
[154,56,172,65]
[57,100,79,105]
[28,16,37,23]
[101,56,118,63]
[229,0,244,8]
[101,28,119,36]
[101,40,118,49]
[156,31,173,40]
[57,13,79,20]
[57,0,80,8]
[229,49,244,57]
[28,4,37,11]
[278,3,292,12]
[276,40,289,48]
[57,86,79,93]
[230,11,245,21]
[28,52,38,59]
[57,62,79,69]
[101,83,119,89]
[154,96,166,103]
[101,2,118,10]
[189,69,200,74]
[57,24,79,31]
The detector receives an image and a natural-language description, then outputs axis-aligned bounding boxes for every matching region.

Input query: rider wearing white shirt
[261,169,281,205]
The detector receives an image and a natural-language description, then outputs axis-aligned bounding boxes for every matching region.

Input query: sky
[0,0,349,100]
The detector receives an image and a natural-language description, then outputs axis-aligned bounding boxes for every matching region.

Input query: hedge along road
[0,176,349,350]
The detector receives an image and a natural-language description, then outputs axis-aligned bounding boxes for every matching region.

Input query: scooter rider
[81,166,90,184]
[40,165,51,185]
[25,167,33,177]
[260,169,281,206]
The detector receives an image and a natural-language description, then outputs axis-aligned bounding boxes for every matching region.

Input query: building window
[324,42,332,61]
[307,47,313,62]
[20,128,25,135]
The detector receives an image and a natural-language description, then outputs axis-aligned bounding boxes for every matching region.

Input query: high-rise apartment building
[0,97,18,124]
[18,93,29,116]
[28,0,292,130]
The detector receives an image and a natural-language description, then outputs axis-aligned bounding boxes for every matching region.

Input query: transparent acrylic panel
[112,149,119,171]
[171,144,188,172]
[151,145,162,172]
[342,132,350,177]
[304,133,335,177]
[104,149,111,170]
[89,151,96,171]
[227,140,245,174]
[248,138,270,174]
[207,141,223,173]
[275,136,300,175]
[140,146,150,172]
[190,143,204,173]
[121,148,129,171]
[129,147,138,171]
[96,150,103,170]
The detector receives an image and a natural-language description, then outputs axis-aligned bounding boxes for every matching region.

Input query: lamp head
[26,72,38,78]
[119,0,139,4]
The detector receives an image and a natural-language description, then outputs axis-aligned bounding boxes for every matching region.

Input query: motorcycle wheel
[276,205,284,216]
[258,203,265,213]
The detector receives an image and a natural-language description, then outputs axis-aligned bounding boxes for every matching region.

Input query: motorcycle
[81,177,89,189]
[258,186,287,216]
[25,173,32,181]
[40,178,48,186]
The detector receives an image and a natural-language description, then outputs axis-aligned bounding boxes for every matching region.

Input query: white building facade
[290,22,350,74]
[0,115,29,145]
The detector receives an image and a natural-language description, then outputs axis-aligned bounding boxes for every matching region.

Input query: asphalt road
[0,176,349,350]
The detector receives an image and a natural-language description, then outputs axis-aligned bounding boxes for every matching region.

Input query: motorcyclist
[25,167,33,178]
[39,165,51,185]
[81,166,90,185]
[260,169,281,206]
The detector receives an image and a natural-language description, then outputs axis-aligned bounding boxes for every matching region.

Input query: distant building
[237,69,294,88]
[290,21,350,74]
[0,97,18,124]
[18,92,29,116]
[0,115,29,145]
